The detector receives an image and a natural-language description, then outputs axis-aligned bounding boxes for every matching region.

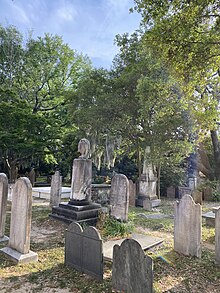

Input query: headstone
[28,168,35,186]
[214,207,220,265]
[174,194,201,258]
[110,174,129,222]
[0,173,9,242]
[112,239,153,293]
[129,180,136,207]
[65,222,103,279]
[0,177,38,263]
[50,139,101,224]
[50,171,62,207]
[192,189,202,205]
[167,186,176,198]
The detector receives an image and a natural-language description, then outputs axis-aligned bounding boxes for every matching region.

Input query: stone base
[0,247,38,263]
[202,211,215,227]
[136,195,159,207]
[0,235,9,243]
[49,199,102,225]
[143,199,161,211]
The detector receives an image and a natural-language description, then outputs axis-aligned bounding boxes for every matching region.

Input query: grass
[0,198,220,292]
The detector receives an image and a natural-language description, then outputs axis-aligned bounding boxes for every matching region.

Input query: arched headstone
[112,238,153,293]
[0,177,38,263]
[65,222,103,279]
[174,194,201,257]
[110,174,129,222]
[0,173,9,242]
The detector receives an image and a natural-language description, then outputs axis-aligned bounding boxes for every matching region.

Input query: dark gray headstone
[82,226,103,279]
[112,239,153,293]
[65,222,83,271]
[65,222,103,279]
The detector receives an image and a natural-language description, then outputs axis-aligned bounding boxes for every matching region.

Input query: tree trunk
[5,158,18,183]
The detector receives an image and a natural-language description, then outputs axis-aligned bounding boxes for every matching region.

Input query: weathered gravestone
[129,180,136,207]
[0,173,9,242]
[65,222,103,279]
[112,238,153,293]
[50,170,62,207]
[174,194,201,258]
[214,207,220,265]
[110,174,129,222]
[50,139,101,224]
[0,177,38,263]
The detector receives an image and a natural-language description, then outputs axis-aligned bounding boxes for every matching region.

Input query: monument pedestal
[50,199,101,225]
[0,247,38,263]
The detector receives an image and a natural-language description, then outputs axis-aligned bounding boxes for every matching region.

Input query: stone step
[59,202,101,212]
[52,206,101,221]
[49,213,98,226]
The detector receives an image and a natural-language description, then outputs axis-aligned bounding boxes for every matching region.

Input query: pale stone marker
[71,138,92,201]
[129,180,136,206]
[174,194,201,258]
[112,238,153,293]
[214,207,220,265]
[50,171,62,207]
[0,177,38,263]
[65,222,103,279]
[0,173,9,242]
[110,174,129,222]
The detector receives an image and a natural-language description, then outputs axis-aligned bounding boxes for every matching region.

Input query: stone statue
[78,138,90,159]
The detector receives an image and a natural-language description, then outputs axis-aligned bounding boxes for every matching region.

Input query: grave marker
[110,174,129,222]
[112,238,153,293]
[0,173,9,242]
[214,207,220,265]
[0,177,38,263]
[65,222,103,279]
[174,194,201,258]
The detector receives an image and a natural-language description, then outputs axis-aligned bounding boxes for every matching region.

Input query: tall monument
[50,139,101,224]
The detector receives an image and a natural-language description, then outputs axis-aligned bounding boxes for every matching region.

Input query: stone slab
[103,233,163,261]
[0,247,38,263]
[137,213,173,219]
[32,187,71,200]
[0,235,9,243]
[202,211,215,227]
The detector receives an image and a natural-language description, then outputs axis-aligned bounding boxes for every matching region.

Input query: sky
[0,0,141,69]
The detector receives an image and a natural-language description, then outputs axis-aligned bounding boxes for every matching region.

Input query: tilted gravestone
[65,222,103,279]
[0,177,38,263]
[110,174,129,222]
[112,238,153,293]
[214,207,220,265]
[0,173,9,242]
[174,194,201,258]
[50,171,62,207]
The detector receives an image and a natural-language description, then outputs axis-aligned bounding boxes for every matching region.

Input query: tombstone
[112,239,153,293]
[0,177,38,263]
[71,138,92,201]
[174,194,201,258]
[192,189,202,205]
[166,186,176,198]
[129,180,136,207]
[28,168,36,186]
[50,139,101,224]
[0,173,9,242]
[177,186,192,199]
[110,174,129,222]
[214,207,220,265]
[65,222,103,279]
[50,171,62,207]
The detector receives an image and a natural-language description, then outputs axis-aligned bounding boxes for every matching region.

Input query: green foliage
[98,213,134,239]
